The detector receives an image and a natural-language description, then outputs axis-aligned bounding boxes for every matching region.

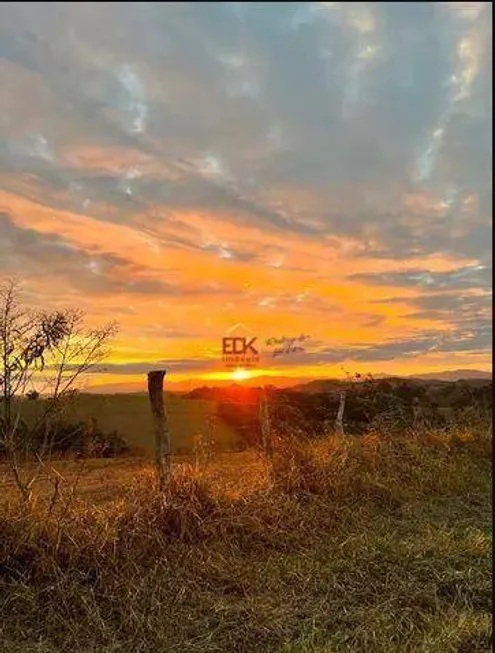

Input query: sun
[231,368,251,381]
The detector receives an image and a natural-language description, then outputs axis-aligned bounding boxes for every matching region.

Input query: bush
[0,417,130,458]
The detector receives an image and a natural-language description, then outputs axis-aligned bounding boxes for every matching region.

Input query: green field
[19,393,240,454]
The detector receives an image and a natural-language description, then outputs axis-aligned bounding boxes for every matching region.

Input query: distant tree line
[185,379,492,447]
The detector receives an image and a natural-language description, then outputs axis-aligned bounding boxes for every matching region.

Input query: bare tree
[46,309,118,399]
[0,278,118,508]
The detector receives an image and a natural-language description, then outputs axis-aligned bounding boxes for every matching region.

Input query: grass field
[19,393,240,454]
[0,427,491,653]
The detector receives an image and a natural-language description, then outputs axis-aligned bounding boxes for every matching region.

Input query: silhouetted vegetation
[0,415,130,459]
[186,378,492,447]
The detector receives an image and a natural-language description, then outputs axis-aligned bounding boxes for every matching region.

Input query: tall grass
[0,428,491,653]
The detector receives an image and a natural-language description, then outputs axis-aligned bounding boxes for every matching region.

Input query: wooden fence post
[259,386,273,458]
[147,370,171,490]
[335,391,346,435]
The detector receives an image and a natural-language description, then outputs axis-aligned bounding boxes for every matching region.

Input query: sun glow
[231,368,251,381]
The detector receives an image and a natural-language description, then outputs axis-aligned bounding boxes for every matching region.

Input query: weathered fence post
[147,370,171,490]
[412,397,424,431]
[259,386,273,458]
[335,391,346,435]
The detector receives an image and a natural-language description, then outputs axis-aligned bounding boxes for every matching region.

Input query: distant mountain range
[87,369,491,394]
[290,370,492,394]
[407,369,492,381]
[87,374,312,394]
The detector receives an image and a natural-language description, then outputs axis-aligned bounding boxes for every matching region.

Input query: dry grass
[0,452,267,509]
[0,428,491,653]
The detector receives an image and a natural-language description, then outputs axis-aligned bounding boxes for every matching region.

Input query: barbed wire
[212,400,261,407]
[169,448,259,458]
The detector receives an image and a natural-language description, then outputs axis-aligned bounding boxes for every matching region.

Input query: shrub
[0,418,130,458]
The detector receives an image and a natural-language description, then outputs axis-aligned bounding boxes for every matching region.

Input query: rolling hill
[20,394,240,455]
[408,369,492,382]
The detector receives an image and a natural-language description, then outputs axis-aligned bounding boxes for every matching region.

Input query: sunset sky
[0,2,492,389]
